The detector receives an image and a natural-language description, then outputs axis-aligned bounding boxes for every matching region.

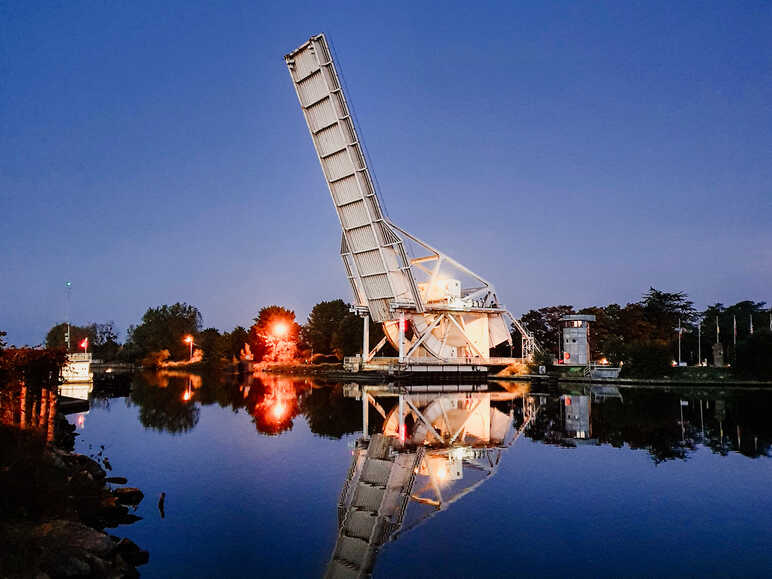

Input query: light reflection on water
[62,372,772,578]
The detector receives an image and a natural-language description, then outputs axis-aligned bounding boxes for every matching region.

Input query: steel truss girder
[286,34,539,358]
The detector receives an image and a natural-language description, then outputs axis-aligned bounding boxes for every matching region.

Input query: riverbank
[256,360,772,387]
[0,404,148,577]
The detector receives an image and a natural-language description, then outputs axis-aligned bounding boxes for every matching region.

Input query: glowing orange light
[436,466,447,481]
[182,390,192,401]
[269,401,288,421]
[272,322,289,338]
[80,337,88,351]
[183,335,194,344]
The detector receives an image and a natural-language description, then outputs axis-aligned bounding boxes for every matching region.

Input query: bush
[309,353,340,364]
[735,331,772,379]
[140,349,170,369]
[619,343,673,379]
[0,348,66,387]
[528,348,554,374]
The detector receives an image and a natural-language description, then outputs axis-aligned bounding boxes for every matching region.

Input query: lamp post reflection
[183,335,194,361]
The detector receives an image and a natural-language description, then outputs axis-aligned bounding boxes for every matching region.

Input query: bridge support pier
[362,313,369,361]
[398,311,405,362]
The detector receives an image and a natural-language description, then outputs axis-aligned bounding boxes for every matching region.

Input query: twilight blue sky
[1,1,770,345]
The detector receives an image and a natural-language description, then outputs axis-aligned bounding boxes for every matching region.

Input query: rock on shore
[0,420,148,578]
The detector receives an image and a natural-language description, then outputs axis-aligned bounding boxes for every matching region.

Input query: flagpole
[697,320,701,366]
[733,315,736,347]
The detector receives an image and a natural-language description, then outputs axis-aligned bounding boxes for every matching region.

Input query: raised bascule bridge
[285,34,539,374]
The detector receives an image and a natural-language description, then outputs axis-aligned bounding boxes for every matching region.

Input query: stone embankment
[0,417,148,578]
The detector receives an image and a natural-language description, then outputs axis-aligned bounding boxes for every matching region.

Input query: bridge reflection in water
[326,382,538,578]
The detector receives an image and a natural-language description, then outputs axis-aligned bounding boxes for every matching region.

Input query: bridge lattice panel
[285,34,421,322]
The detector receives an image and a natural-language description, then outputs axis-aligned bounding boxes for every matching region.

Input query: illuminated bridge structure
[284,34,539,368]
[324,384,537,578]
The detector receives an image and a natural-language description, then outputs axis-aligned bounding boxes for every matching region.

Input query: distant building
[560,314,596,366]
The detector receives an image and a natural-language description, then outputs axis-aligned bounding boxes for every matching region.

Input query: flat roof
[560,314,596,322]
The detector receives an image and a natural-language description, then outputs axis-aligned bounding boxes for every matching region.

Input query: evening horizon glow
[1,2,770,346]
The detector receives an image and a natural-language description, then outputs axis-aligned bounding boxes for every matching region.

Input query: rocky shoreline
[0,415,148,578]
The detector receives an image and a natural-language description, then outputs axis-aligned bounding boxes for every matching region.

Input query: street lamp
[272,322,289,338]
[183,335,194,360]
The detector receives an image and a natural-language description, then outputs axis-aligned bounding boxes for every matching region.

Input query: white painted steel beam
[285,34,539,360]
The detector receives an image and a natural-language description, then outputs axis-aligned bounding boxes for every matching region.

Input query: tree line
[38,299,386,367]
[28,286,772,376]
[521,288,772,377]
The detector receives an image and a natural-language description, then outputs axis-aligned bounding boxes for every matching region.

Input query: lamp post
[270,322,290,361]
[183,335,194,360]
[674,318,684,366]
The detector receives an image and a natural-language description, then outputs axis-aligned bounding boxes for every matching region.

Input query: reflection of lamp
[182,376,193,401]
[271,401,286,420]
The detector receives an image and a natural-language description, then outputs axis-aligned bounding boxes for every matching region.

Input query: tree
[735,330,772,378]
[0,330,7,351]
[92,322,120,360]
[127,303,202,360]
[248,306,301,363]
[520,306,575,357]
[303,299,387,359]
[302,300,350,355]
[45,322,97,352]
[44,321,121,359]
[331,310,364,358]
[639,287,697,344]
[619,342,673,378]
[701,301,768,365]
[199,327,227,366]
[224,326,249,361]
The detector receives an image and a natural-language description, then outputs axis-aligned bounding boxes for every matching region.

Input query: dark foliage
[735,331,772,378]
[127,303,202,360]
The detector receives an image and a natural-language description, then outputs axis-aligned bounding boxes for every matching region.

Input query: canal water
[65,372,771,578]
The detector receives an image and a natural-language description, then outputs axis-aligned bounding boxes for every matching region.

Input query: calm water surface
[66,373,772,578]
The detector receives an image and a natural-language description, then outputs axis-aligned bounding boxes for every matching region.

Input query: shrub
[140,349,170,369]
[735,331,772,379]
[309,353,340,364]
[619,343,673,379]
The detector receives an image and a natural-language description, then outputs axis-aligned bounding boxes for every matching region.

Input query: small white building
[61,352,93,384]
[560,314,596,366]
